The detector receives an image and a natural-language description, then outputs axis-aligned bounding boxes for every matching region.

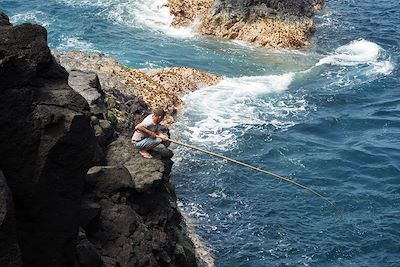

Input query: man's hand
[157,133,169,141]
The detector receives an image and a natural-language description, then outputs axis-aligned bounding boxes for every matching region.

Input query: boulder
[68,70,107,117]
[86,166,134,197]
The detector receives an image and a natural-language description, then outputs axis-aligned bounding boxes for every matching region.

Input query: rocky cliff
[168,0,324,48]
[53,51,220,126]
[0,12,95,266]
[0,12,217,267]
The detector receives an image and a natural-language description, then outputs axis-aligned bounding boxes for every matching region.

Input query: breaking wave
[173,40,394,150]
[316,39,394,75]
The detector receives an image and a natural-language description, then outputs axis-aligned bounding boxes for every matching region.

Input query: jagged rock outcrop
[62,64,199,266]
[0,12,96,266]
[168,0,324,48]
[79,137,197,266]
[68,70,108,117]
[53,51,221,126]
[1,11,205,267]
[169,0,214,27]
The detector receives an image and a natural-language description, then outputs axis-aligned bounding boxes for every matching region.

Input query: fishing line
[166,137,339,212]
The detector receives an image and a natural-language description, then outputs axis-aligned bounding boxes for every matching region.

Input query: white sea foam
[59,0,197,38]
[316,39,394,75]
[57,0,112,8]
[174,40,395,150]
[370,60,395,75]
[174,73,305,150]
[127,0,198,38]
[57,36,99,52]
[10,10,52,27]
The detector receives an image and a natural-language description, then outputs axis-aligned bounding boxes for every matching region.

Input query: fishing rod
[164,137,338,212]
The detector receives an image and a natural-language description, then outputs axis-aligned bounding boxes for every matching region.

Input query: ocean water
[1,0,399,266]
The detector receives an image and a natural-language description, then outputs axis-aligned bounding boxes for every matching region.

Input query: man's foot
[139,150,152,159]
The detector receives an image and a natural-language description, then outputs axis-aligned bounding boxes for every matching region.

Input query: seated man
[131,109,168,159]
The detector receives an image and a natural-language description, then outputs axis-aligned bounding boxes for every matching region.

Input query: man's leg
[135,137,162,158]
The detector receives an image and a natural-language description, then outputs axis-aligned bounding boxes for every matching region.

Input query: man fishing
[131,109,337,209]
[131,109,169,159]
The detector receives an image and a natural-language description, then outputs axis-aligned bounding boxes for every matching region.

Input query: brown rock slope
[54,51,221,125]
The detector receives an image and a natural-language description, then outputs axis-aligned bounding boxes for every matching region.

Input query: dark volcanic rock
[0,12,95,266]
[214,0,324,18]
[0,13,11,26]
[68,70,108,117]
[0,11,200,267]
[0,170,22,267]
[82,137,197,267]
[0,14,67,89]
[76,230,102,267]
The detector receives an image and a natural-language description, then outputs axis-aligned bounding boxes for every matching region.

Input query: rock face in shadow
[0,171,22,267]
[0,13,95,266]
[1,11,201,267]
[168,0,324,48]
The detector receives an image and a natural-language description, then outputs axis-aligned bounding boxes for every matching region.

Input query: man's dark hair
[153,108,166,117]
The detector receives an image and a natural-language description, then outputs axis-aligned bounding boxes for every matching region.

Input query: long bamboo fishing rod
[165,137,338,212]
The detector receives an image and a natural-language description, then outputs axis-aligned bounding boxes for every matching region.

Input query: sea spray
[316,39,394,74]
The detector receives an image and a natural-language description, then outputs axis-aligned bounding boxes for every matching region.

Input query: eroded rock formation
[78,138,197,266]
[0,13,95,266]
[168,0,324,48]
[1,11,211,267]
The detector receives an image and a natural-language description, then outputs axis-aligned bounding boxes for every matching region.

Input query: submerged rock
[168,0,324,48]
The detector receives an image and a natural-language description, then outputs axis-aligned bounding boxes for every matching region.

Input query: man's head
[152,108,166,123]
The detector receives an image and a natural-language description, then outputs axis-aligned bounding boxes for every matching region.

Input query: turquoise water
[1,0,399,266]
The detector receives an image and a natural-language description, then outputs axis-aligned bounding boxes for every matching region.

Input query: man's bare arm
[135,124,157,138]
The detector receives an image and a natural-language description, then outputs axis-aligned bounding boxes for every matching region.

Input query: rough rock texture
[145,67,220,97]
[0,13,95,266]
[68,70,108,117]
[1,11,206,267]
[53,51,221,125]
[80,137,197,267]
[168,0,324,48]
[55,50,213,267]
[169,0,214,26]
[0,171,22,267]
[56,51,198,266]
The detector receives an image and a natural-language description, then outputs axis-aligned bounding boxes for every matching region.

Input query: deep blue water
[1,0,399,266]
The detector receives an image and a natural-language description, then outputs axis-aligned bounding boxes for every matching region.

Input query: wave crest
[316,39,394,75]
